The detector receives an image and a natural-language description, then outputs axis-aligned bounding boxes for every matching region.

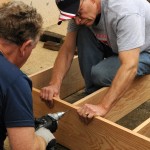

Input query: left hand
[77,104,108,124]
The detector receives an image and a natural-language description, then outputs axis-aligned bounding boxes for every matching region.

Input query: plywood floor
[21,21,68,75]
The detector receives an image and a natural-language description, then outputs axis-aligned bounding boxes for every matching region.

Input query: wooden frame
[29,56,84,99]
[30,57,150,149]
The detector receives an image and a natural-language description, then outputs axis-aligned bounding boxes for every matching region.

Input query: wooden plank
[133,118,150,138]
[40,31,65,43]
[74,75,150,122]
[43,41,62,51]
[32,88,150,150]
[29,56,84,99]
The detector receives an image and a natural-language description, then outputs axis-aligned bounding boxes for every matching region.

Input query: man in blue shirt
[0,1,55,149]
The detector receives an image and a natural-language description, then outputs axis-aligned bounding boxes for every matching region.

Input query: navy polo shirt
[0,52,34,149]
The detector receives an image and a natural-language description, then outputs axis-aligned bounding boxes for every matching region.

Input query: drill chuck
[35,112,65,133]
[48,111,65,121]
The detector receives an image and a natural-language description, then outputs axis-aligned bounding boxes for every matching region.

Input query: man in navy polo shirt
[0,1,55,149]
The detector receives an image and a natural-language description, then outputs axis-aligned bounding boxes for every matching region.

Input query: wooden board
[32,88,150,150]
[29,56,85,99]
[133,118,150,138]
[74,75,150,122]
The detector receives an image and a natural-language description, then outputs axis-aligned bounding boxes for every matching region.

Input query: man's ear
[20,40,33,57]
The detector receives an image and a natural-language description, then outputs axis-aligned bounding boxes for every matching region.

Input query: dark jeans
[76,26,150,94]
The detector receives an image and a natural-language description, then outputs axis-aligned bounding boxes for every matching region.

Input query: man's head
[56,0,80,24]
[55,0,100,26]
[0,1,43,67]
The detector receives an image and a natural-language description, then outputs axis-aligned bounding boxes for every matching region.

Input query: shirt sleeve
[4,75,34,127]
[116,14,145,51]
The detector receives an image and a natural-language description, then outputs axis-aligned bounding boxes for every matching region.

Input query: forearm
[8,127,48,150]
[77,49,140,119]
[100,64,137,110]
[49,31,77,88]
[50,44,74,87]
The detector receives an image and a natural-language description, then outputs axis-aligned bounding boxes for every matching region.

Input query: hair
[0,1,43,45]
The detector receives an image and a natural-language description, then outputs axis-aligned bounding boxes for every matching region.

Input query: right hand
[35,127,56,147]
[40,84,60,107]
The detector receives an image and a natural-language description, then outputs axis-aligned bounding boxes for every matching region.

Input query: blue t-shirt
[0,52,34,149]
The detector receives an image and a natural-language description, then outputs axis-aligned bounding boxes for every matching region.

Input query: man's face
[74,0,98,26]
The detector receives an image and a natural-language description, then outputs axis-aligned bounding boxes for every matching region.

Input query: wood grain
[75,75,150,122]
[29,56,85,99]
[133,118,150,138]
[32,88,150,150]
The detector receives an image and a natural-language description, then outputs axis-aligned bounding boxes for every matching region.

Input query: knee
[91,65,112,87]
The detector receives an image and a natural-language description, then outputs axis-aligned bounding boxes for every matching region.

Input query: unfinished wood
[133,118,150,138]
[43,41,62,51]
[40,31,65,43]
[29,56,84,99]
[74,75,150,122]
[13,0,59,28]
[21,22,68,75]
[21,42,58,75]
[0,0,9,4]
[32,88,150,150]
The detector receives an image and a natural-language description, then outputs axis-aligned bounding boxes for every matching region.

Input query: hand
[40,84,60,107]
[77,104,108,124]
[35,127,56,147]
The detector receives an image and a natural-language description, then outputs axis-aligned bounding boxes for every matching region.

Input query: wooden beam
[74,75,150,122]
[43,41,62,51]
[133,118,150,138]
[40,31,65,43]
[29,56,84,99]
[32,88,150,150]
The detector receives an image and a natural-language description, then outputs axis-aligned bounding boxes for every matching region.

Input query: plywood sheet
[13,0,59,28]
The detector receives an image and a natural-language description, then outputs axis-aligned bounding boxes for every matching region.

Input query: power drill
[35,112,65,150]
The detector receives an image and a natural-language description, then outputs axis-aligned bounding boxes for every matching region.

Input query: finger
[85,117,93,124]
[40,88,45,99]
[79,106,89,117]
[77,107,83,116]
[82,114,92,125]
[41,88,48,100]
[45,100,54,108]
[47,88,55,101]
[87,113,94,119]
[78,115,85,123]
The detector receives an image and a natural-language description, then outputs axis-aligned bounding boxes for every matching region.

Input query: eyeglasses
[76,0,85,18]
